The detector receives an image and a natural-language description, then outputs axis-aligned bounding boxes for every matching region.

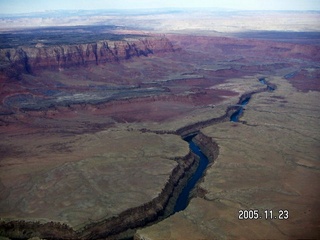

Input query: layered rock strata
[0,37,174,74]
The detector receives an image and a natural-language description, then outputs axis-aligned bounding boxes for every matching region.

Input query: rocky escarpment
[0,37,174,74]
[79,152,196,239]
[193,133,219,164]
[0,151,197,240]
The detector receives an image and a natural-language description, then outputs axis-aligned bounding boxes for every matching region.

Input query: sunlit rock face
[0,37,174,72]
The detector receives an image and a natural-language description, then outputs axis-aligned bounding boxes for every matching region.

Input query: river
[174,77,273,212]
[174,134,209,212]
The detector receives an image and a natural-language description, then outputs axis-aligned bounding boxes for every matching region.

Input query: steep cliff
[0,151,197,240]
[0,37,174,73]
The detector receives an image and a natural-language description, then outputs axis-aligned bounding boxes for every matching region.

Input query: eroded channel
[173,77,275,214]
[0,78,276,240]
[174,134,209,212]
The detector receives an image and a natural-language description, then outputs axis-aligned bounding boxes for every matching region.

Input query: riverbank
[135,76,320,240]
[0,79,269,239]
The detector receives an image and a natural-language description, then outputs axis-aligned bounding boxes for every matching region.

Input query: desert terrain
[0,9,319,240]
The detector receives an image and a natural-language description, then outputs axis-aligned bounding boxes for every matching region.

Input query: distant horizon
[1,0,320,15]
[2,8,320,17]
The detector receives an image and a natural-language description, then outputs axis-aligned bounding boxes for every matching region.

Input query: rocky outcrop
[0,221,77,239]
[0,37,174,73]
[0,151,197,240]
[79,152,196,239]
[193,132,219,164]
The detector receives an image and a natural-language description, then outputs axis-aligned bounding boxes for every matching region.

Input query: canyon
[135,76,320,240]
[0,16,319,240]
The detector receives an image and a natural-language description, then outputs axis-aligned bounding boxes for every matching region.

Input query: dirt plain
[0,128,189,227]
[0,14,319,239]
[135,77,320,240]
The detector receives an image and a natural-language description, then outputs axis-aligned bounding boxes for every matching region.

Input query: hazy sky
[1,0,320,14]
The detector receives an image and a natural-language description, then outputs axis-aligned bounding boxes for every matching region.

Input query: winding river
[259,77,275,91]
[0,78,276,239]
[174,134,209,212]
[230,96,251,122]
[174,77,274,213]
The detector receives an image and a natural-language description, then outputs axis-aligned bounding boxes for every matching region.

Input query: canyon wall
[0,37,174,74]
[0,151,197,240]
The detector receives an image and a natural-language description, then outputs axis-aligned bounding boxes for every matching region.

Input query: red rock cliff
[0,37,174,73]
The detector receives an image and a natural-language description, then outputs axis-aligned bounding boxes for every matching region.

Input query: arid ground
[0,10,319,240]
